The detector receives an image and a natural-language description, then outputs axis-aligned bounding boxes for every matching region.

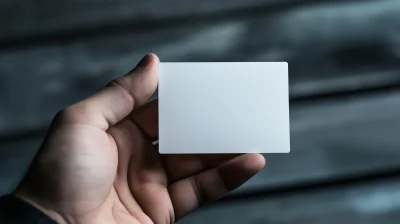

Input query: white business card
[158,62,290,154]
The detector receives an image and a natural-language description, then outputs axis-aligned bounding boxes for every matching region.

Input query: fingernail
[136,54,152,68]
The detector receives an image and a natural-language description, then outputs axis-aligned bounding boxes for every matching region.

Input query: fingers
[57,53,159,130]
[109,118,173,223]
[162,154,243,183]
[130,99,158,140]
[127,141,174,224]
[162,154,206,183]
[199,154,245,167]
[168,153,266,220]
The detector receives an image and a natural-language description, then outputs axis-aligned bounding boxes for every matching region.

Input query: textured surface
[2,0,400,137]
[181,178,400,224]
[0,0,346,41]
[0,0,271,40]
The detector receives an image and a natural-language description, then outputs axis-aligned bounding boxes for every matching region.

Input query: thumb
[58,53,159,130]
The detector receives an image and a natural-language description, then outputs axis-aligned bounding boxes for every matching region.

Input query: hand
[14,54,266,224]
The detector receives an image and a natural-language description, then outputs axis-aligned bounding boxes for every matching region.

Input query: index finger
[130,99,159,140]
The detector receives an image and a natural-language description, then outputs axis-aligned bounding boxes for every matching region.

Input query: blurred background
[1,0,400,223]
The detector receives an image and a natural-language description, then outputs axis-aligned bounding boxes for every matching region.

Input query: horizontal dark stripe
[0,0,372,50]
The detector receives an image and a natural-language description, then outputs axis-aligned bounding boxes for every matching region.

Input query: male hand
[15,54,265,224]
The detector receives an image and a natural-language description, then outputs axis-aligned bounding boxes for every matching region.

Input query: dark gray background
[1,0,400,223]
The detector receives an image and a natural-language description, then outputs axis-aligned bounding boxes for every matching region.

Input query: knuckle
[54,107,72,123]
[191,175,207,205]
[53,105,82,124]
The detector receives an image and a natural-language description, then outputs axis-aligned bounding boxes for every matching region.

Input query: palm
[15,54,265,224]
[104,102,264,223]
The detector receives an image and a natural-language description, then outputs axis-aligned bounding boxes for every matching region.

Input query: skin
[14,53,266,224]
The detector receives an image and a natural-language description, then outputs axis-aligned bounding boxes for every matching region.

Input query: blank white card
[158,62,290,154]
